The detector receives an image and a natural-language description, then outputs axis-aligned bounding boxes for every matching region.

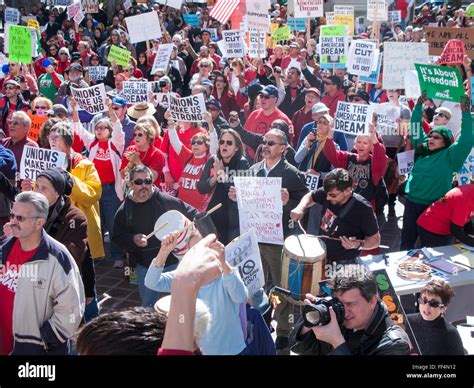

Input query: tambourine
[397,262,432,280]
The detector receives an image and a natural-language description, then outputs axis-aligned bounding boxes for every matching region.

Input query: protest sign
[388,10,401,23]
[246,0,270,32]
[397,150,415,175]
[367,0,388,21]
[71,84,108,114]
[74,9,85,25]
[334,6,354,36]
[373,104,400,136]
[319,25,348,69]
[8,25,32,64]
[27,114,48,143]
[334,101,374,136]
[20,146,66,180]
[289,0,323,18]
[472,78,474,106]
[183,13,200,26]
[272,25,291,42]
[5,7,20,24]
[347,40,377,77]
[305,173,320,192]
[125,12,162,44]
[325,12,335,25]
[221,30,244,58]
[382,42,429,89]
[404,70,421,99]
[108,45,131,67]
[234,177,284,245]
[169,94,206,122]
[82,0,99,13]
[457,148,474,186]
[415,64,464,103]
[288,17,306,31]
[225,229,265,296]
[87,66,108,81]
[424,27,474,59]
[122,81,149,104]
[467,3,474,17]
[248,30,267,58]
[152,92,171,108]
[123,0,132,11]
[27,19,40,31]
[355,16,365,35]
[439,39,465,64]
[154,0,182,10]
[151,43,174,75]
[67,2,81,19]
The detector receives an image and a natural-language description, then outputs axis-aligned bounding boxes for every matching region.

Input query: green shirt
[37,73,64,103]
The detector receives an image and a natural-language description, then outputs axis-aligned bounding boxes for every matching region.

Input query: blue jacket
[297,122,348,151]
[0,144,17,180]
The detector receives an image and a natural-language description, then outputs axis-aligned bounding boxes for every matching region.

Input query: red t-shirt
[160,127,207,182]
[93,141,115,184]
[177,147,211,212]
[417,185,474,236]
[0,239,39,355]
[120,145,165,186]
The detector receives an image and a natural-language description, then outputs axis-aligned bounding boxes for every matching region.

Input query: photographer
[289,265,411,355]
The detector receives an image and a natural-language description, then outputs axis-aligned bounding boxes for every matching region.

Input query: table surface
[359,245,474,296]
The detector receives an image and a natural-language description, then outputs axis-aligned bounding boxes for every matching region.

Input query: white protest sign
[225,228,265,296]
[122,81,149,104]
[67,2,81,19]
[246,0,270,32]
[123,0,132,11]
[347,40,377,77]
[234,177,284,245]
[367,0,388,21]
[248,30,267,58]
[151,43,174,75]
[5,7,20,24]
[397,150,415,175]
[334,101,374,136]
[74,9,85,26]
[221,30,244,58]
[20,147,66,180]
[388,10,401,23]
[169,94,206,122]
[290,0,324,18]
[382,42,429,89]
[205,28,218,41]
[153,0,182,10]
[125,11,162,44]
[154,92,171,108]
[404,70,421,99]
[325,12,335,25]
[71,84,108,115]
[87,66,108,81]
[373,103,400,135]
[305,173,320,191]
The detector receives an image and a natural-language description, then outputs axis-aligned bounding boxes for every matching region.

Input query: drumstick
[318,235,389,249]
[297,220,308,238]
[146,222,169,240]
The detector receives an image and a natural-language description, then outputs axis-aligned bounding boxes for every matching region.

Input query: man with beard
[112,165,199,308]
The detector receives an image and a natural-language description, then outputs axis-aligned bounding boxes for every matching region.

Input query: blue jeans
[136,263,178,307]
[400,198,429,251]
[100,183,123,262]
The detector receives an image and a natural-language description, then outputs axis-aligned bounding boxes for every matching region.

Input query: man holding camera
[289,264,411,355]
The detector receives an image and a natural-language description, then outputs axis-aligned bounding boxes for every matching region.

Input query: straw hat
[127,102,156,119]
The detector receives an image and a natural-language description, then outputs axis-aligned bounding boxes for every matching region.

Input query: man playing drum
[291,168,381,265]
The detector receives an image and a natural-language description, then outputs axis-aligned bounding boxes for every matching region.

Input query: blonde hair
[135,123,155,144]
[32,97,52,111]
[137,116,162,138]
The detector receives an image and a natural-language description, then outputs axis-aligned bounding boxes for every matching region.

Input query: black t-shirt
[311,189,379,262]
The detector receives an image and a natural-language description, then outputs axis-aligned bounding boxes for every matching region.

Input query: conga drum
[280,234,326,305]
[153,210,193,261]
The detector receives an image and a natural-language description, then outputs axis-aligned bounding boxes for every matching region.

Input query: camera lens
[303,302,330,327]
[305,309,323,326]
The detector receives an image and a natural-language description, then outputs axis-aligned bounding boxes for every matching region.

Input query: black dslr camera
[302,297,345,327]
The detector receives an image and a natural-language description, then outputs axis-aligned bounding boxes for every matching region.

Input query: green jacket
[406,104,473,205]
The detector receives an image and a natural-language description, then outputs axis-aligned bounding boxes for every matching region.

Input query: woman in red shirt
[212,73,237,121]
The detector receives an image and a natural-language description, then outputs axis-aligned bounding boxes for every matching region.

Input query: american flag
[209,0,240,25]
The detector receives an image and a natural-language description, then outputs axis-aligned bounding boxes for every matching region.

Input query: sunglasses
[60,52,68,56]
[191,139,205,145]
[418,297,444,309]
[134,132,144,137]
[9,213,40,222]
[112,106,123,110]
[5,86,17,90]
[262,139,284,146]
[219,140,234,146]
[199,64,210,68]
[35,106,48,110]
[260,94,272,99]
[435,112,448,119]
[207,107,220,112]
[95,125,110,131]
[133,178,153,186]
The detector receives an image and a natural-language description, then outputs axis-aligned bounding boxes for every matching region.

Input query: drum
[280,234,326,305]
[154,210,193,261]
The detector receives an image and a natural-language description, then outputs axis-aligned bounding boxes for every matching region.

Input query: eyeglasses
[134,132,144,137]
[428,133,443,140]
[191,139,205,145]
[260,94,272,99]
[317,119,330,125]
[112,106,123,110]
[199,64,210,68]
[95,125,110,131]
[435,112,448,119]
[262,139,284,146]
[133,178,153,186]
[7,120,21,126]
[35,106,48,110]
[418,297,444,309]
[215,79,225,83]
[207,107,220,112]
[5,86,17,90]
[60,52,68,56]
[9,213,40,222]
[219,140,234,146]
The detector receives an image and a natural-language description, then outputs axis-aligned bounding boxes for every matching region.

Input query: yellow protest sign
[108,45,131,67]
[334,6,354,36]
[272,25,291,42]
[28,19,40,31]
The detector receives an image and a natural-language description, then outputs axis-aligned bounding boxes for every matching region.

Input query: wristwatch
[357,241,365,250]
